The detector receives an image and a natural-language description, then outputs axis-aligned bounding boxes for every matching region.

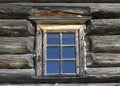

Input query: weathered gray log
[87,67,120,76]
[0,3,119,18]
[0,69,119,83]
[0,4,35,19]
[34,0,120,3]
[0,20,34,37]
[0,54,33,69]
[0,37,34,54]
[90,36,120,53]
[90,19,120,35]
[0,83,119,86]
[1,0,120,3]
[0,69,35,83]
[87,53,120,67]
[0,68,119,83]
[20,3,120,18]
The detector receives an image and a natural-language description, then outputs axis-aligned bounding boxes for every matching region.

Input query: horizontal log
[87,67,120,76]
[87,53,120,67]
[0,20,34,37]
[0,54,33,69]
[0,83,119,86]
[0,3,119,18]
[90,36,120,53]
[0,69,119,83]
[0,0,120,3]
[20,3,120,18]
[0,69,35,83]
[34,0,120,3]
[0,37,34,54]
[0,4,35,19]
[90,19,120,35]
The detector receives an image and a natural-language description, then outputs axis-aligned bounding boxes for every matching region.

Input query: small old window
[29,16,91,77]
[35,24,87,76]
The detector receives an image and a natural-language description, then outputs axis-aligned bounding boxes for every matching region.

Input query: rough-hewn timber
[0,83,119,86]
[0,68,119,83]
[0,54,33,69]
[0,37,34,54]
[87,53,120,67]
[0,4,35,19]
[90,35,120,53]
[90,19,120,35]
[87,67,120,75]
[0,3,120,18]
[0,69,35,83]
[18,3,120,19]
[0,20,34,37]
[34,6,90,16]
[0,0,120,3]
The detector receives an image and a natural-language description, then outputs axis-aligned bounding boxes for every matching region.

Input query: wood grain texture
[35,6,90,16]
[0,83,119,86]
[87,67,120,76]
[87,53,120,67]
[0,3,119,18]
[0,54,33,69]
[19,3,120,19]
[0,4,35,19]
[90,19,120,35]
[0,37,34,54]
[90,36,120,53]
[0,20,34,37]
[0,0,120,3]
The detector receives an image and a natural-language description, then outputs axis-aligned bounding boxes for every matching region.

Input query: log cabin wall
[0,1,120,84]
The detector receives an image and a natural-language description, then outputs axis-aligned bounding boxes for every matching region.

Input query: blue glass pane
[62,33,75,44]
[47,47,60,59]
[62,47,75,58]
[62,61,76,73]
[47,33,60,44]
[46,61,60,74]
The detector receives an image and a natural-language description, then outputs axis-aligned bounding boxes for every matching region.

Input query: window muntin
[46,32,76,75]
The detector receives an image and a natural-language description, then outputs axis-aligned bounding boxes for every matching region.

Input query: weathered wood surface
[0,68,119,83]
[0,54,33,69]
[0,4,35,19]
[87,53,120,67]
[0,3,119,18]
[35,6,90,16]
[0,83,120,86]
[34,0,120,3]
[0,20,34,37]
[0,83,119,86]
[0,37,34,54]
[0,0,120,3]
[0,69,35,83]
[87,67,120,75]
[90,36,120,53]
[90,19,120,35]
[19,3,120,18]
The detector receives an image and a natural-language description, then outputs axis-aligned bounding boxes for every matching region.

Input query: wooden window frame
[35,24,86,77]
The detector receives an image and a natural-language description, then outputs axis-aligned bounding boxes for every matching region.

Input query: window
[46,33,76,75]
[34,24,87,76]
[30,16,91,77]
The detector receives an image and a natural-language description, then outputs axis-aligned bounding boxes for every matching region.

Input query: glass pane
[62,33,75,44]
[47,47,60,59]
[47,33,60,44]
[62,61,76,73]
[62,47,75,58]
[46,61,60,74]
